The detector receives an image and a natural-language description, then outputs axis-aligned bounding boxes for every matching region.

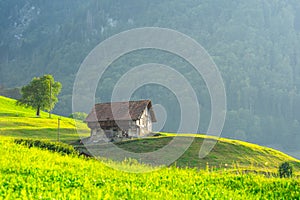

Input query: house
[85,100,156,141]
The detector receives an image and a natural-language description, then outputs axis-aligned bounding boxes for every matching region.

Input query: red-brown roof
[85,100,156,122]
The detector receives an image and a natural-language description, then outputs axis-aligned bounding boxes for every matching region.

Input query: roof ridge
[95,99,150,105]
[85,99,156,122]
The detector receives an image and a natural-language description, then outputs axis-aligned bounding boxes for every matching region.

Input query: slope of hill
[0,96,89,143]
[0,138,299,199]
[1,95,299,174]
[77,134,300,174]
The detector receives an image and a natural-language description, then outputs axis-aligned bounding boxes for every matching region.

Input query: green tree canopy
[17,75,62,116]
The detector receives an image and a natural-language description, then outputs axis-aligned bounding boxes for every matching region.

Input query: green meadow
[77,133,300,175]
[0,95,300,199]
[0,137,299,199]
[0,96,89,143]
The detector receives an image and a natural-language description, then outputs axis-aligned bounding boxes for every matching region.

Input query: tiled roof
[85,100,156,122]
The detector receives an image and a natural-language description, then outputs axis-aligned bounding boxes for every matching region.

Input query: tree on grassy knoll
[17,75,62,116]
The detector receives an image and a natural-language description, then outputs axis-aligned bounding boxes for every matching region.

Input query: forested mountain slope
[1,0,300,157]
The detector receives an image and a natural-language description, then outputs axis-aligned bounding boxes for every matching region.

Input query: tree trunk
[36,106,40,117]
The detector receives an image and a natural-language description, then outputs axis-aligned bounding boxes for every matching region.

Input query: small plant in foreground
[279,162,293,178]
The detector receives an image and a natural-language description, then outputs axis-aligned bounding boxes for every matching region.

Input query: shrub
[14,138,78,155]
[279,162,293,178]
[68,112,88,121]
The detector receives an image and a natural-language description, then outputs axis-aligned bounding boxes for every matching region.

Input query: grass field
[1,95,300,173]
[77,134,300,175]
[0,96,89,143]
[0,138,299,199]
[1,95,300,199]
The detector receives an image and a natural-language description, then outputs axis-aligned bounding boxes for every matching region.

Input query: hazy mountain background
[1,0,300,158]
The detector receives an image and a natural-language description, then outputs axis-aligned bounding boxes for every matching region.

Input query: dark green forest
[1,0,300,157]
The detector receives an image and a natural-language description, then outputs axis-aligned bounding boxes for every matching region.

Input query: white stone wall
[138,108,152,136]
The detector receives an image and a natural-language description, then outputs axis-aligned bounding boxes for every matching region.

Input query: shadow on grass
[0,128,89,143]
[78,136,300,173]
[0,113,26,117]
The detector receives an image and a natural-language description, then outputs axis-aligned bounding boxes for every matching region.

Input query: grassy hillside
[0,96,89,143]
[0,95,300,198]
[78,134,300,174]
[1,95,299,174]
[0,138,299,199]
